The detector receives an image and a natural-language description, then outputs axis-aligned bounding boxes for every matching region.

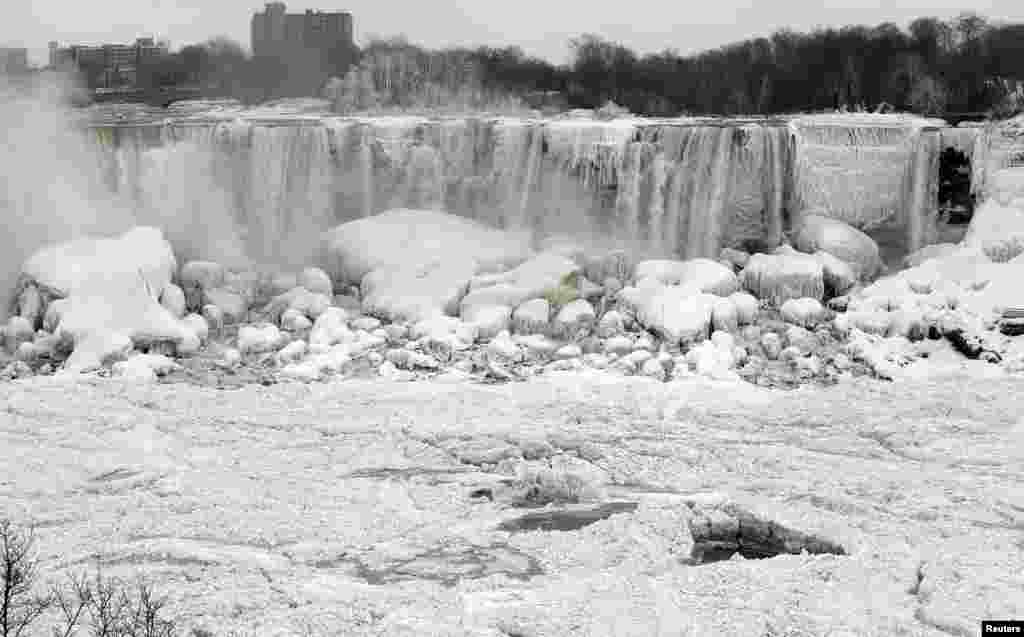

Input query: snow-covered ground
[2,370,1021,636]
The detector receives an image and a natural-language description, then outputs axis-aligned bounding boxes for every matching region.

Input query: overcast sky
[6,0,1024,66]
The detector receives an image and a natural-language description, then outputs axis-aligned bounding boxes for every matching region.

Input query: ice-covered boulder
[21,227,176,301]
[202,287,249,323]
[463,304,512,340]
[265,286,332,323]
[320,209,531,287]
[16,227,205,372]
[710,297,739,333]
[962,198,1024,262]
[361,258,477,324]
[461,252,580,315]
[237,324,284,355]
[551,299,596,339]
[280,307,313,331]
[179,261,226,309]
[160,283,187,319]
[740,253,825,306]
[780,297,828,329]
[814,251,857,296]
[791,214,882,280]
[596,310,625,338]
[309,307,352,348]
[181,314,209,342]
[633,258,739,296]
[728,292,759,325]
[618,284,716,345]
[583,250,633,284]
[903,243,959,269]
[511,299,550,335]
[298,267,333,297]
[4,317,34,354]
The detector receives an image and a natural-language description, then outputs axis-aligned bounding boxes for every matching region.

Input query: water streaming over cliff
[83,110,943,270]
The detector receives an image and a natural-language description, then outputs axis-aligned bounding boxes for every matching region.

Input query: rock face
[741,253,825,306]
[791,214,882,279]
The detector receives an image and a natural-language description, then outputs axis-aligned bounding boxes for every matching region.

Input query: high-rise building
[47,38,168,87]
[251,2,354,60]
[0,47,29,74]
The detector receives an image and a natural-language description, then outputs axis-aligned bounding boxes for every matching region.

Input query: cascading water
[85,109,950,273]
[789,113,941,255]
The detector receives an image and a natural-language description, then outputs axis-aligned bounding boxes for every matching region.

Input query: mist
[0,73,136,318]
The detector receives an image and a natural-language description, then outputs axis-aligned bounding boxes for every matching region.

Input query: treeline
[561,14,1024,116]
[98,12,1024,116]
[323,36,566,112]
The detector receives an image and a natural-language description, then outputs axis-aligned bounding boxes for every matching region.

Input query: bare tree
[0,519,53,637]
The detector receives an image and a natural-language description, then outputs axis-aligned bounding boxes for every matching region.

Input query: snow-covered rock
[639,357,666,380]
[237,324,283,355]
[17,228,192,372]
[309,307,352,347]
[486,330,523,362]
[15,284,43,327]
[112,353,180,381]
[276,340,308,364]
[618,284,716,345]
[551,299,596,338]
[903,243,959,268]
[351,316,382,332]
[160,283,186,320]
[511,299,550,335]
[320,208,530,286]
[515,333,560,359]
[179,261,226,308]
[463,304,512,340]
[361,257,477,324]
[761,332,782,360]
[962,198,1024,262]
[604,335,634,356]
[555,344,583,360]
[202,287,249,323]
[280,308,313,331]
[181,313,209,342]
[710,297,739,333]
[298,267,333,297]
[814,251,857,296]
[791,214,882,279]
[4,317,34,354]
[633,258,739,296]
[201,304,224,332]
[780,297,828,329]
[596,310,625,338]
[461,252,579,315]
[728,292,759,325]
[741,253,825,306]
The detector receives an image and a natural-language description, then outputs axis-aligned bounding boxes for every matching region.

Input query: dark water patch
[89,467,140,483]
[314,543,543,586]
[681,542,783,565]
[684,503,846,565]
[498,502,639,533]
